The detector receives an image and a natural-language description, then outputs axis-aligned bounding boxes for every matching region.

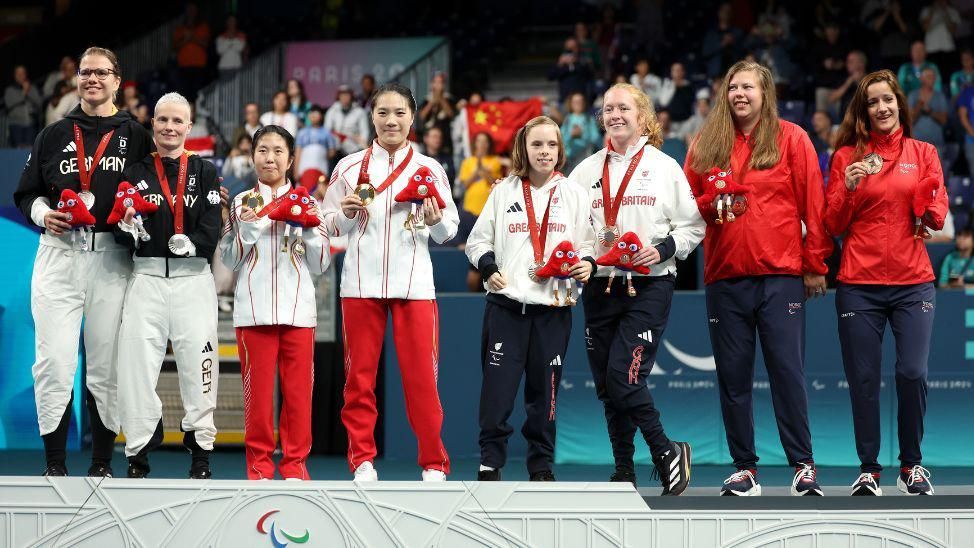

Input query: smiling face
[78,53,120,108]
[371,91,414,150]
[727,69,763,130]
[525,123,560,177]
[865,81,900,134]
[253,132,293,185]
[152,101,192,152]
[602,87,640,148]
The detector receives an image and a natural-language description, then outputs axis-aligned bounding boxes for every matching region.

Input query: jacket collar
[869,126,903,159]
[257,179,292,198]
[607,136,648,161]
[369,140,412,165]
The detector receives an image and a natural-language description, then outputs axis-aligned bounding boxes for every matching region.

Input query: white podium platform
[2,477,973,547]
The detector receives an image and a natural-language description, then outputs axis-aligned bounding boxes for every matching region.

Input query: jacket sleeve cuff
[478,252,499,283]
[428,217,454,244]
[654,236,676,263]
[335,211,358,234]
[30,197,51,228]
[582,256,597,275]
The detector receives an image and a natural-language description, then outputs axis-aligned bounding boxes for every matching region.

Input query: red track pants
[236,325,315,480]
[340,298,450,474]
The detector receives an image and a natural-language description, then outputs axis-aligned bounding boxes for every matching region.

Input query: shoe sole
[897,476,933,495]
[721,484,762,496]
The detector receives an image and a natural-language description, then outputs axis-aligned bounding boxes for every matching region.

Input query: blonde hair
[689,61,781,173]
[833,69,912,163]
[511,116,566,177]
[597,83,663,149]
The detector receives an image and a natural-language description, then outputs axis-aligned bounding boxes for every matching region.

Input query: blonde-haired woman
[825,70,947,496]
[466,116,595,481]
[684,61,833,497]
[570,83,705,494]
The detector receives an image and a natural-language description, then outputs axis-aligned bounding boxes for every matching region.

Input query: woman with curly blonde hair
[569,82,705,494]
[684,61,833,497]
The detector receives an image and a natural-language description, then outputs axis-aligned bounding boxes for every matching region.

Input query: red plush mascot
[106,181,159,241]
[912,177,942,239]
[533,240,581,306]
[395,166,446,230]
[267,185,320,255]
[596,232,651,296]
[56,189,96,248]
[695,167,749,224]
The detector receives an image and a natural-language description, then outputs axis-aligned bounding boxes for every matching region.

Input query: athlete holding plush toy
[466,116,595,481]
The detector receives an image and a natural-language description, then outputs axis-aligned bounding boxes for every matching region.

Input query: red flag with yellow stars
[467,98,543,153]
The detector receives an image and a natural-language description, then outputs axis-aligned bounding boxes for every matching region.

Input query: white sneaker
[354,461,378,482]
[284,477,303,481]
[422,469,446,482]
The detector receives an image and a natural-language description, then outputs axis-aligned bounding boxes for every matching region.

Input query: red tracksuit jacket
[825,128,948,285]
[685,119,833,285]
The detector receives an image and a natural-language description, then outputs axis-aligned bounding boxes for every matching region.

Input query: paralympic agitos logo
[257,510,310,547]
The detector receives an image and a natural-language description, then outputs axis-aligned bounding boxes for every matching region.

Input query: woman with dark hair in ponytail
[825,69,948,496]
[13,46,152,477]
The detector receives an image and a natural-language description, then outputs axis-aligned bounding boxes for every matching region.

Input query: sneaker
[791,463,824,496]
[43,462,68,477]
[477,468,501,481]
[897,465,934,495]
[87,463,113,478]
[353,461,378,482]
[529,470,556,481]
[422,469,446,482]
[217,295,234,313]
[127,463,148,479]
[189,458,211,479]
[851,472,882,496]
[721,469,761,496]
[609,469,637,487]
[284,477,304,481]
[653,441,691,496]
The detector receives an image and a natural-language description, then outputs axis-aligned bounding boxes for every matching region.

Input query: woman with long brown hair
[825,70,947,496]
[685,61,833,497]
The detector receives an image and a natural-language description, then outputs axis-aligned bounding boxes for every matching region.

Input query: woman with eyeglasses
[13,46,152,477]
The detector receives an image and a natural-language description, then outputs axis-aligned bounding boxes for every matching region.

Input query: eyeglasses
[77,68,118,81]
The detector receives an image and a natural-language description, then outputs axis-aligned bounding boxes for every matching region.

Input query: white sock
[479,465,495,472]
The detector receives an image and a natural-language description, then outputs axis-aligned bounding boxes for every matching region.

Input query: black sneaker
[189,458,211,479]
[477,468,501,481]
[851,472,882,496]
[791,463,824,496]
[721,469,761,496]
[43,462,68,477]
[127,463,149,478]
[897,465,934,495]
[529,470,556,481]
[653,441,691,496]
[87,463,113,478]
[609,469,637,487]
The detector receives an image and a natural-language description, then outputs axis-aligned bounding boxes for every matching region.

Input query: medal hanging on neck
[354,145,414,209]
[73,124,115,209]
[522,178,556,283]
[597,143,644,246]
[154,152,192,256]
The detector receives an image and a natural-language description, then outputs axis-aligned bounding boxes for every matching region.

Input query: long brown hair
[832,69,912,161]
[596,83,663,149]
[511,116,565,177]
[689,61,780,173]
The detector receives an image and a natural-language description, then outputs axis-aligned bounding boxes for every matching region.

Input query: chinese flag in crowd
[466,98,543,153]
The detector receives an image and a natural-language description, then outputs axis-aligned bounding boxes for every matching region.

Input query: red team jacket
[685,120,833,285]
[825,128,948,285]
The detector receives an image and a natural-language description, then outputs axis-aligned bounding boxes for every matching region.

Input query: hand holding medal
[267,186,321,256]
[347,145,415,222]
[696,167,749,224]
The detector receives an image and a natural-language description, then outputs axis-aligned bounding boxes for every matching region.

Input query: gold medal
[355,183,376,206]
[863,152,883,175]
[246,190,265,212]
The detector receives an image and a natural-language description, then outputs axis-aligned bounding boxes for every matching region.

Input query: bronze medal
[863,152,883,175]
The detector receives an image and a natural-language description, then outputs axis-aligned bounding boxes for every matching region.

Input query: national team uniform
[322,142,459,475]
[115,152,222,476]
[825,128,948,495]
[570,136,705,491]
[12,105,151,474]
[220,180,331,480]
[465,173,596,478]
[685,119,833,496]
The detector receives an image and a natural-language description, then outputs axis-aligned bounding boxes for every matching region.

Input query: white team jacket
[219,181,331,327]
[465,174,596,305]
[569,136,705,277]
[321,143,459,300]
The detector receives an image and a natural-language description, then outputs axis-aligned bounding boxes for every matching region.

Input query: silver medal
[168,234,192,256]
[598,225,621,247]
[78,191,95,209]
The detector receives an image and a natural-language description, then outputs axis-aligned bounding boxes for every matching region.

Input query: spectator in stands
[295,104,338,187]
[4,65,42,147]
[419,72,456,153]
[630,59,662,106]
[657,109,688,165]
[216,14,247,78]
[133,103,151,130]
[324,84,369,158]
[230,102,262,148]
[658,62,695,131]
[811,22,847,113]
[452,91,483,168]
[959,82,974,174]
[186,103,217,157]
[357,74,376,108]
[909,68,949,162]
[939,226,974,287]
[421,126,455,196]
[809,110,835,157]
[561,92,601,174]
[747,5,798,90]
[459,131,503,220]
[119,81,145,114]
[548,37,594,104]
[286,78,312,128]
[680,89,712,145]
[949,48,974,99]
[829,51,867,123]
[574,22,604,80]
[45,80,78,127]
[861,0,910,70]
[260,90,299,137]
[223,132,257,188]
[920,0,960,72]
[172,2,211,100]
[898,41,943,97]
[701,3,745,78]
[41,56,76,101]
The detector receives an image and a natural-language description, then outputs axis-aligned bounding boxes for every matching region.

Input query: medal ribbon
[154,152,189,234]
[357,145,415,194]
[255,183,296,219]
[600,143,644,228]
[73,124,115,193]
[521,178,556,265]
